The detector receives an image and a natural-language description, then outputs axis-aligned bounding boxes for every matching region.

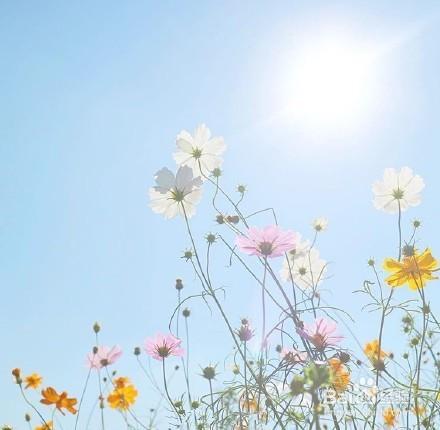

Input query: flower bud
[133,347,141,356]
[422,305,430,315]
[226,215,240,224]
[202,366,217,380]
[237,184,246,194]
[175,279,184,290]
[24,414,31,423]
[212,168,222,178]
[182,308,191,318]
[93,322,101,333]
[206,233,217,244]
[182,250,193,261]
[12,368,21,384]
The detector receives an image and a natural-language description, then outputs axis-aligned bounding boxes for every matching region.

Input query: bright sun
[287,39,375,131]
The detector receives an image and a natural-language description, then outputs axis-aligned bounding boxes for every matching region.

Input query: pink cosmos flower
[236,225,297,258]
[144,333,185,361]
[280,348,308,364]
[87,345,123,369]
[297,318,343,351]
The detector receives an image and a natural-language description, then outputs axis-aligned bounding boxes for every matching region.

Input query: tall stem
[162,358,182,423]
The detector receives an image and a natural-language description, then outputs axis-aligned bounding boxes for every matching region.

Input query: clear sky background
[1,1,440,428]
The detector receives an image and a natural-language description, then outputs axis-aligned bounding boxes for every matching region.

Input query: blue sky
[1,1,440,428]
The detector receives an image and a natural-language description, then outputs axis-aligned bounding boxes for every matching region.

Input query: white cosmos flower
[173,124,226,178]
[372,167,425,214]
[281,247,327,290]
[149,166,202,219]
[312,217,328,232]
[287,234,311,259]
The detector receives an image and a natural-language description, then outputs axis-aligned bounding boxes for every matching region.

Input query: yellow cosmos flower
[328,358,350,393]
[107,379,138,411]
[25,373,43,389]
[35,421,53,430]
[383,249,438,290]
[364,340,388,363]
[383,407,398,427]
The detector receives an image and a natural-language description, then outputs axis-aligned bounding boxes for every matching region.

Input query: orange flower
[114,376,130,389]
[35,421,53,430]
[364,340,388,363]
[328,358,350,393]
[239,392,259,414]
[107,379,138,411]
[383,249,438,290]
[40,387,77,415]
[412,404,426,417]
[25,373,43,389]
[383,407,398,427]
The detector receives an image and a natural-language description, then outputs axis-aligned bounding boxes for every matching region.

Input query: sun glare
[287,39,375,131]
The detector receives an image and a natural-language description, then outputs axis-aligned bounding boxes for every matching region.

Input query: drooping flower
[35,421,53,430]
[24,373,43,389]
[236,226,297,259]
[173,124,226,177]
[297,318,343,351]
[280,348,308,364]
[280,246,327,290]
[144,333,184,360]
[149,166,202,219]
[40,387,77,415]
[87,345,123,370]
[363,339,388,363]
[312,217,328,232]
[372,167,424,213]
[383,248,438,290]
[383,407,398,428]
[107,377,138,411]
[328,358,350,393]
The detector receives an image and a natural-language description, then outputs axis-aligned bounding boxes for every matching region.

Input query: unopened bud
[93,322,101,333]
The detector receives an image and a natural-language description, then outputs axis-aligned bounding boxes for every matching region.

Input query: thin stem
[161,358,182,423]
[74,368,92,430]
[19,385,49,427]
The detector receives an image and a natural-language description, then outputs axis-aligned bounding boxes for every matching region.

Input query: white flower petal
[204,137,226,155]
[176,130,194,153]
[382,168,398,190]
[193,124,211,146]
[154,167,175,191]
